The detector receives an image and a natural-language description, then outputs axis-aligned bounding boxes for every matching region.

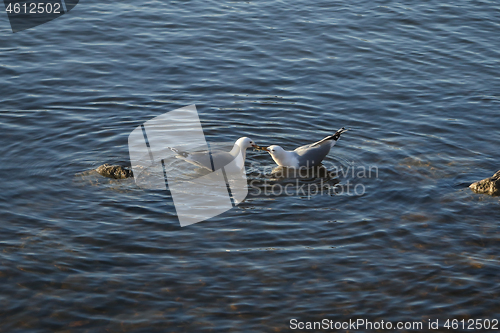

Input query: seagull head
[266,145,285,158]
[235,137,258,150]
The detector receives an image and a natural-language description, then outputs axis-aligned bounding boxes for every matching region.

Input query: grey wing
[210,151,238,170]
[171,147,239,171]
[180,151,213,170]
[294,143,332,167]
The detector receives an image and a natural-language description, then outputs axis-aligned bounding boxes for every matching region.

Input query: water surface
[1,0,500,331]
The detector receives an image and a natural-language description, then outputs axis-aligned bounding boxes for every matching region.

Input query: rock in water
[470,170,500,196]
[95,164,133,179]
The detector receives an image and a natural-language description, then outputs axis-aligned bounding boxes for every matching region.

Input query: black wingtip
[331,127,348,141]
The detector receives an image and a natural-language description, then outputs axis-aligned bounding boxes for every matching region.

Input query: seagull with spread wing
[262,128,348,168]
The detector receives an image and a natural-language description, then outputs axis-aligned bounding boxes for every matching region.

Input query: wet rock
[95,164,133,179]
[470,170,500,196]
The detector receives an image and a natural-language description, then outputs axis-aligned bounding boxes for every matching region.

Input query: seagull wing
[292,128,347,167]
[168,147,213,170]
[294,144,332,167]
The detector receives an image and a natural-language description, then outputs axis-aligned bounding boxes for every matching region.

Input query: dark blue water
[1,0,500,331]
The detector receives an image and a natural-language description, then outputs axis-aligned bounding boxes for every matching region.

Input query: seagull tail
[324,127,348,142]
[331,127,348,141]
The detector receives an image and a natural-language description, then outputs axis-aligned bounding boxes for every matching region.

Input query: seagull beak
[251,144,258,148]
[252,145,269,152]
[263,146,270,152]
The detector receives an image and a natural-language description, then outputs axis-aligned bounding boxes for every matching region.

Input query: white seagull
[169,137,258,172]
[264,128,348,168]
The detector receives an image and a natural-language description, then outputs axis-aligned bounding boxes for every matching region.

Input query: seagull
[263,128,348,168]
[169,137,258,172]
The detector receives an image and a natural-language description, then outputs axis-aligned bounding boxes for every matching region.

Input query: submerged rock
[470,170,500,196]
[95,164,133,179]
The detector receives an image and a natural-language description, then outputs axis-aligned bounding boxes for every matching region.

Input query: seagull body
[169,137,257,172]
[266,128,347,168]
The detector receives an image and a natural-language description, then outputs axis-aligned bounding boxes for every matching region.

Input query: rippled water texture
[1,0,499,331]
